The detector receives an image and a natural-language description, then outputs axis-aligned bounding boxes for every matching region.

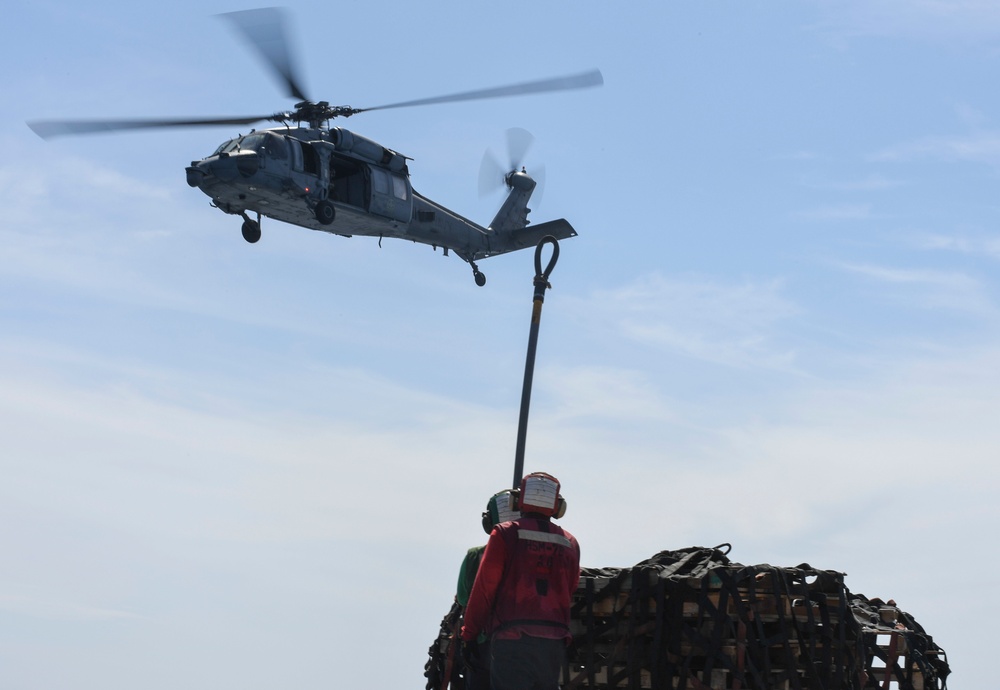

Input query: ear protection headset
[481,489,521,534]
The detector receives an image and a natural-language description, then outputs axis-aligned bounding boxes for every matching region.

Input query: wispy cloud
[813,0,1000,42]
[538,365,682,424]
[918,233,1000,259]
[792,203,876,221]
[536,338,1000,574]
[582,273,801,372]
[800,174,905,192]
[838,261,998,316]
[0,590,144,621]
[872,131,1000,166]
[774,150,819,161]
[1,150,173,228]
[842,261,977,288]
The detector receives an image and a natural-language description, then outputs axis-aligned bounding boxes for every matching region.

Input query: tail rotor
[479,128,546,207]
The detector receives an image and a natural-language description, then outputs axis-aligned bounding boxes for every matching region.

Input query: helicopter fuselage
[185,126,575,280]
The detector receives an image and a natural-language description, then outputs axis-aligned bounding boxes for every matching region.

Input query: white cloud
[813,0,1000,42]
[792,203,876,221]
[954,102,991,129]
[3,259,995,687]
[801,174,905,192]
[0,589,145,621]
[580,273,801,372]
[0,350,514,543]
[919,232,1000,260]
[539,365,681,424]
[872,131,1000,166]
[549,342,1000,570]
[773,150,819,161]
[839,261,998,317]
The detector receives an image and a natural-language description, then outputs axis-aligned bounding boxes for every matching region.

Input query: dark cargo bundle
[425,544,949,690]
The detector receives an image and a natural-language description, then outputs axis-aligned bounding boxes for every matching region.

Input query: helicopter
[27,8,603,287]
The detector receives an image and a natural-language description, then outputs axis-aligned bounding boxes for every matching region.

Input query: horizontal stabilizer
[505,219,577,251]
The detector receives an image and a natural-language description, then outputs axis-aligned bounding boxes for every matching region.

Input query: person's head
[481,489,521,534]
[515,471,567,519]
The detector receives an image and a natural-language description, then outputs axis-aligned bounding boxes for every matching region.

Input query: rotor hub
[270,101,362,128]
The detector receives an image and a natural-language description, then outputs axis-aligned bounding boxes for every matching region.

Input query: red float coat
[460,515,581,643]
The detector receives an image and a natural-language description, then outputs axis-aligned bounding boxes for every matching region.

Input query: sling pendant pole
[512,236,560,490]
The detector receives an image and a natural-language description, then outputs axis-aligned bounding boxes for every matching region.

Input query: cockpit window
[232,132,288,159]
[240,133,266,151]
[263,133,287,159]
[212,139,238,156]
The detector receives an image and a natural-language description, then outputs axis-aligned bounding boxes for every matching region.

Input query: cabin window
[368,166,412,221]
[371,167,390,195]
[371,168,408,200]
[391,174,408,200]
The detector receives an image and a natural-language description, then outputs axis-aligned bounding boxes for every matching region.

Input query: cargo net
[424,544,949,690]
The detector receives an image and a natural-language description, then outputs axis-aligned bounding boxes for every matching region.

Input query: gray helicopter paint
[185,126,575,265]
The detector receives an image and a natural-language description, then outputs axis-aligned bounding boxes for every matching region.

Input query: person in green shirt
[456,489,520,690]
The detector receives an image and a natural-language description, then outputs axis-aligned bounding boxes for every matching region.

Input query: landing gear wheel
[469,260,487,287]
[241,219,261,243]
[315,200,336,225]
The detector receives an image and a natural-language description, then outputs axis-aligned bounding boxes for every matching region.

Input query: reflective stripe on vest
[517,528,572,549]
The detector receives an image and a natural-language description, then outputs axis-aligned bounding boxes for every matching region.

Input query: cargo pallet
[425,545,949,690]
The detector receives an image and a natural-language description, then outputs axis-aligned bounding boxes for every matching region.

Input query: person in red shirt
[460,472,581,690]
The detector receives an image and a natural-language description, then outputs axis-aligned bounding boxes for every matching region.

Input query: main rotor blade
[218,7,308,102]
[358,69,604,114]
[27,115,271,139]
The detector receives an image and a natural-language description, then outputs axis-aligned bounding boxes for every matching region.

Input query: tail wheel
[315,200,336,225]
[241,219,261,243]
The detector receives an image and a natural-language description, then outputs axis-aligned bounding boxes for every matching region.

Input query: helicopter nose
[186,162,207,187]
[186,151,260,190]
[186,155,243,185]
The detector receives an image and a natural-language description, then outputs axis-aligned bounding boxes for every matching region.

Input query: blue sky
[3,0,998,687]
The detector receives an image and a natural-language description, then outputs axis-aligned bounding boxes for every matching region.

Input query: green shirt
[456,545,485,608]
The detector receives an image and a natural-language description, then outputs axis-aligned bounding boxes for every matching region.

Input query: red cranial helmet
[516,471,567,518]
